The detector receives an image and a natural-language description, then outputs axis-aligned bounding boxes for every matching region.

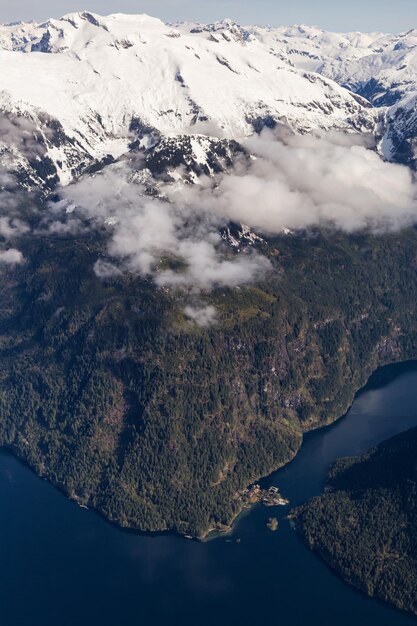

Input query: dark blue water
[2,362,417,626]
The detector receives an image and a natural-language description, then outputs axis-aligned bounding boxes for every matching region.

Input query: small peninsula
[294,427,417,616]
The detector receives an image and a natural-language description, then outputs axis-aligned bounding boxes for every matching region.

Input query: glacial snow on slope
[242,23,417,164]
[0,11,375,188]
[244,24,417,104]
[1,11,417,191]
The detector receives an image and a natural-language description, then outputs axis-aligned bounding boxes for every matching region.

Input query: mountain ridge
[0,11,380,191]
[1,11,417,193]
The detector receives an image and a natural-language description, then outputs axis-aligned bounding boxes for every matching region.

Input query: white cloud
[0,114,46,159]
[0,216,30,239]
[56,169,270,290]
[167,130,417,234]
[47,129,417,296]
[184,304,217,327]
[94,259,122,279]
[0,248,24,265]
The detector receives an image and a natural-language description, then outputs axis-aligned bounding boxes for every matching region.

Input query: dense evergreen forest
[294,427,417,616]
[2,224,417,537]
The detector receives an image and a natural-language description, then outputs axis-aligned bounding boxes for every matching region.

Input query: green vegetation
[294,427,417,616]
[1,227,417,537]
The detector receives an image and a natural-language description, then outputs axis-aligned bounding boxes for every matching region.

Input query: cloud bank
[167,130,417,234]
[5,128,417,296]
[53,168,269,290]
[0,114,46,158]
[184,304,217,327]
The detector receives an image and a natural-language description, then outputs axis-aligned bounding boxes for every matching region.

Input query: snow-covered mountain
[254,24,417,105]
[0,11,376,192]
[243,24,417,165]
[0,11,417,192]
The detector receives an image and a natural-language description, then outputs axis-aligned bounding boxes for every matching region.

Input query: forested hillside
[2,226,417,537]
[294,427,417,615]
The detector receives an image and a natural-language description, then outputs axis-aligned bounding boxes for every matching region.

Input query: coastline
[2,359,417,542]
[291,517,417,619]
[201,358,417,540]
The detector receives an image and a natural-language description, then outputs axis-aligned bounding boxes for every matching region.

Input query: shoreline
[292,515,417,620]
[202,358,417,540]
[2,358,417,542]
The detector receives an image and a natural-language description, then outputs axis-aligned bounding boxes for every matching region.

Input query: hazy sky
[0,0,416,33]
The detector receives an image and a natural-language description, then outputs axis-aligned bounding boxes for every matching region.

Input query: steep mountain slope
[0,12,375,188]
[3,225,417,538]
[381,93,417,167]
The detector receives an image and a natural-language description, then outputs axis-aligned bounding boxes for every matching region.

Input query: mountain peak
[58,11,168,31]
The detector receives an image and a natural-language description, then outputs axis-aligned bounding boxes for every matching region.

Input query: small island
[267,517,279,531]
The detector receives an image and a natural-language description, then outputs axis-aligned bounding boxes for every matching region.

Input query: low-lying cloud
[93,259,122,279]
[54,168,270,290]
[5,126,417,296]
[184,304,217,327]
[0,113,47,159]
[0,248,24,265]
[167,130,417,233]
[0,216,30,239]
